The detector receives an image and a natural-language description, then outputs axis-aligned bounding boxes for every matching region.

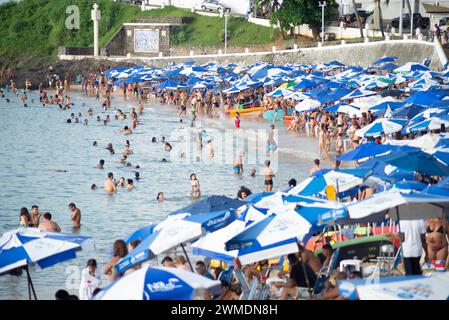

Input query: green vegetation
[0,1,277,69]
[140,6,277,46]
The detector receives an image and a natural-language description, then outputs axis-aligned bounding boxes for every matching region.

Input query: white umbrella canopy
[295,98,321,112]
[345,190,449,222]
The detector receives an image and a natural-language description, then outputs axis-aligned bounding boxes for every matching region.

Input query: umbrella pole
[395,207,406,276]
[25,265,37,300]
[181,243,195,272]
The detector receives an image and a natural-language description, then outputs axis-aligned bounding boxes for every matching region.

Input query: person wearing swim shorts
[263,160,275,192]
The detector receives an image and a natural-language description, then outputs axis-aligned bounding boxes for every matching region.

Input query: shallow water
[0,90,329,300]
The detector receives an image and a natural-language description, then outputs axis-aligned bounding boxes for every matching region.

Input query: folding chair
[313,248,340,295]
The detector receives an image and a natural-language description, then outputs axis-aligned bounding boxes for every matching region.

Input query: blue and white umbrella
[371,56,398,66]
[406,117,449,133]
[267,88,295,98]
[394,62,429,73]
[288,169,371,197]
[340,88,377,100]
[355,118,407,137]
[96,265,220,300]
[339,273,449,300]
[0,228,94,299]
[295,98,321,112]
[115,210,235,273]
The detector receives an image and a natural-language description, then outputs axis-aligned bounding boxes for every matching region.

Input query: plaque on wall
[134,29,159,52]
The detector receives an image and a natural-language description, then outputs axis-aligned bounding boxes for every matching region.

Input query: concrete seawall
[59,39,446,70]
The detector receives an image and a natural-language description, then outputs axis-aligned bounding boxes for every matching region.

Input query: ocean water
[0,89,327,300]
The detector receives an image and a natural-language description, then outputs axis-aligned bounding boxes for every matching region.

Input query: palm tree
[352,0,364,38]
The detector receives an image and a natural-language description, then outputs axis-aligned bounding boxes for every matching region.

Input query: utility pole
[224,11,228,54]
[319,1,327,45]
[410,0,415,37]
[399,0,403,35]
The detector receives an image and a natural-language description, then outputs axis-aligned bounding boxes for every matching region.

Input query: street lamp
[319,1,327,45]
[224,10,229,54]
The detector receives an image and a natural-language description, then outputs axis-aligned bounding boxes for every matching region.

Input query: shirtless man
[263,160,275,192]
[30,205,42,227]
[309,159,322,175]
[205,140,215,160]
[104,172,117,193]
[120,126,133,135]
[68,203,81,229]
[297,244,322,274]
[96,159,105,169]
[38,212,61,232]
[234,151,244,174]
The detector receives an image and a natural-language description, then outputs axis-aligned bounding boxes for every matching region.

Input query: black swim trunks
[264,179,273,186]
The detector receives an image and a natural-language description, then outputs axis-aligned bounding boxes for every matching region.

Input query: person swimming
[152,137,157,143]
[157,192,164,203]
[127,179,134,190]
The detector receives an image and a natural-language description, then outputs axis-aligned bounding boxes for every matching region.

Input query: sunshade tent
[355,118,407,137]
[0,228,94,299]
[96,265,220,300]
[406,117,449,133]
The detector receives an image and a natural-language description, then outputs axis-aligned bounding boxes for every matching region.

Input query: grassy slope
[0,2,276,68]
[140,6,277,46]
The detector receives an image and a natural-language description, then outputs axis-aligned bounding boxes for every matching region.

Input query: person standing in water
[190,173,201,198]
[104,172,117,193]
[234,112,241,129]
[267,124,277,153]
[263,160,275,192]
[234,151,244,174]
[68,203,81,229]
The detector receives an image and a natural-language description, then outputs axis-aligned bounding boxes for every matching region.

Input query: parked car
[391,13,430,29]
[440,17,449,26]
[340,10,373,24]
[200,0,231,14]
[116,0,142,4]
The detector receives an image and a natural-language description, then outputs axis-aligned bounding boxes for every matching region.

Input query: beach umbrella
[96,265,220,300]
[0,228,94,299]
[432,148,449,165]
[379,63,399,71]
[380,89,404,98]
[388,180,428,192]
[394,62,429,73]
[224,203,346,265]
[224,209,313,265]
[123,224,156,246]
[358,158,415,181]
[339,273,449,300]
[288,169,371,197]
[403,91,445,106]
[115,210,235,274]
[340,88,378,101]
[406,117,449,133]
[267,88,295,98]
[375,149,449,176]
[328,104,362,117]
[355,118,407,138]
[293,78,319,90]
[191,82,208,90]
[409,108,449,124]
[295,98,321,112]
[422,176,449,196]
[391,104,426,120]
[170,195,245,216]
[345,190,449,222]
[285,91,311,101]
[371,56,398,65]
[337,143,417,161]
[244,192,275,204]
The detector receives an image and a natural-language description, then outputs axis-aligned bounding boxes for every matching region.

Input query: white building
[341,0,449,20]
[142,0,251,16]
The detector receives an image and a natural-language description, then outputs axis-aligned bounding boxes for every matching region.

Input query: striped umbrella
[0,228,94,299]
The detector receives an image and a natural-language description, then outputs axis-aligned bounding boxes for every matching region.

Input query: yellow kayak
[228,107,264,116]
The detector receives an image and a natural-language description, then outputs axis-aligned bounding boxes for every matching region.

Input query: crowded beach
[1,55,449,300]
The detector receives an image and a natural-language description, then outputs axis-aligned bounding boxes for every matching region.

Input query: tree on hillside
[270,0,338,40]
[252,0,280,19]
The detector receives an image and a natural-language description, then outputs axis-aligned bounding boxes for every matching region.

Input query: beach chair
[234,269,252,300]
[313,248,340,295]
